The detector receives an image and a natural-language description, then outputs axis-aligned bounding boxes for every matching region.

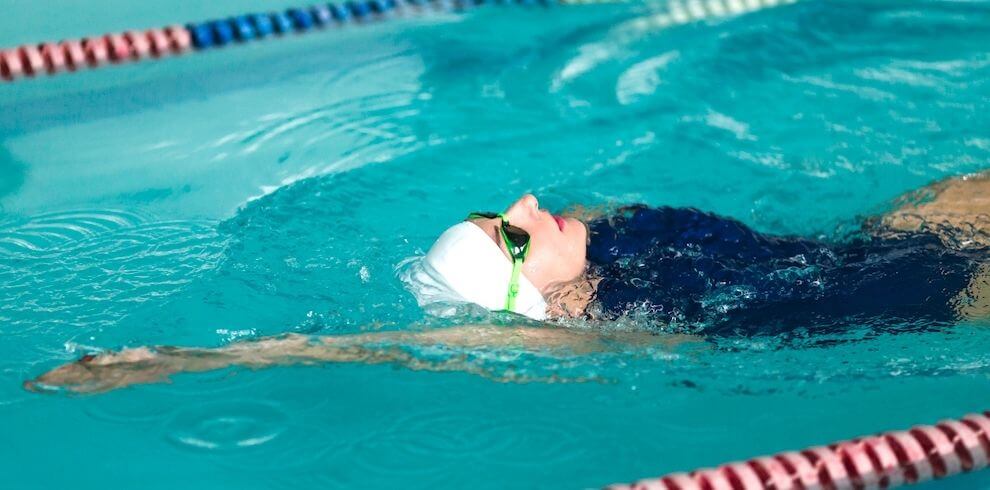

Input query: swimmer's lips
[553,215,565,231]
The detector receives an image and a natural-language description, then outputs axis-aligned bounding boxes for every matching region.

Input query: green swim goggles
[466,211,531,312]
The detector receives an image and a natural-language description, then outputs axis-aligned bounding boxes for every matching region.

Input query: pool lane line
[0,0,561,83]
[0,0,802,83]
[606,410,990,490]
[624,0,798,32]
[1,26,192,82]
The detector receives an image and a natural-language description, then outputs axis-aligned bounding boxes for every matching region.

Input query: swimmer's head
[404,194,588,320]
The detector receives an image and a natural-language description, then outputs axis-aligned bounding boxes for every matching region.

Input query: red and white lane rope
[0,0,526,83]
[607,411,990,490]
[1,26,191,81]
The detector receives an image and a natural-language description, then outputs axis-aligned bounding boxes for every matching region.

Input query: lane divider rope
[0,0,800,83]
[606,410,990,490]
[1,0,563,83]
[1,26,191,81]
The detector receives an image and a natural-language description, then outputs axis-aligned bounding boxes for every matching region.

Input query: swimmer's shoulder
[875,171,990,319]
[871,170,990,250]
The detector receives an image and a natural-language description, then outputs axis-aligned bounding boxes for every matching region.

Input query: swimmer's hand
[24,347,180,394]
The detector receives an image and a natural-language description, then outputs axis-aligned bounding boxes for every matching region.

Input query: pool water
[3,0,990,488]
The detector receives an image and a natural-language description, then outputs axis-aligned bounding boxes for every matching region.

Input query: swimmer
[25,171,990,394]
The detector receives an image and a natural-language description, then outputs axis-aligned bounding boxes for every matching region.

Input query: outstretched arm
[25,325,695,394]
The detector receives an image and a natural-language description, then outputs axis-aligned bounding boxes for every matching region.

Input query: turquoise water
[3,0,990,488]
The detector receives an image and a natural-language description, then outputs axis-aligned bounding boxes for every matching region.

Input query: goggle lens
[501,224,530,257]
[465,210,533,313]
[466,212,530,256]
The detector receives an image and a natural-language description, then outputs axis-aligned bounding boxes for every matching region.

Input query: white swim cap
[402,221,547,321]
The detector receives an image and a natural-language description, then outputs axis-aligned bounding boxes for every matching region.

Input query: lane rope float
[0,0,800,83]
[606,410,990,490]
[1,26,192,81]
[0,0,561,83]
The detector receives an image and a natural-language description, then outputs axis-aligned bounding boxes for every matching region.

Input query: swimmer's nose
[505,194,540,223]
[510,194,539,212]
[521,193,539,210]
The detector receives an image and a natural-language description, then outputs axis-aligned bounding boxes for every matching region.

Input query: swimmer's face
[471,194,588,292]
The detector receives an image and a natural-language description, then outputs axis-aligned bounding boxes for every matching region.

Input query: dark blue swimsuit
[587,206,981,335]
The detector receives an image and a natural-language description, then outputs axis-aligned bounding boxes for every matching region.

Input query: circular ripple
[212,424,346,474]
[164,397,344,474]
[166,400,287,452]
[474,416,592,467]
[351,408,514,476]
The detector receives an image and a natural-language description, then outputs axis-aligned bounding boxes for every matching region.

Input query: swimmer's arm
[25,325,697,394]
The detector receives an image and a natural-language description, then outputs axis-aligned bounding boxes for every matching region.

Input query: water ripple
[165,400,288,452]
[211,423,345,475]
[615,51,681,105]
[0,209,148,254]
[552,0,800,93]
[0,210,225,335]
[352,408,512,476]
[474,415,591,467]
[350,406,593,476]
[85,390,181,424]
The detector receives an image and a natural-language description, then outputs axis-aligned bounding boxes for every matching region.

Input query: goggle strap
[466,212,506,221]
[505,258,523,311]
[466,211,528,313]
